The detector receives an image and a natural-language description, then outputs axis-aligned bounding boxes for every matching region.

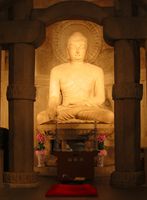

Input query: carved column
[110,0,144,187]
[4,43,38,187]
[3,0,39,188]
[111,40,144,187]
[0,19,45,188]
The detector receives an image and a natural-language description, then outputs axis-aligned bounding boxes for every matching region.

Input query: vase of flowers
[35,132,46,167]
[97,134,107,167]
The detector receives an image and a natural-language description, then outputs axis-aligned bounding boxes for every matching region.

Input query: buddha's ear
[84,49,88,62]
[66,47,70,61]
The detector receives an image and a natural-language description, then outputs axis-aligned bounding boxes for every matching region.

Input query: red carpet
[45,183,98,197]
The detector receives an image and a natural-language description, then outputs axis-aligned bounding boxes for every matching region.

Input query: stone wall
[0,50,8,128]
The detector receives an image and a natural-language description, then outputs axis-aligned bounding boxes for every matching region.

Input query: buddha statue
[37,32,114,124]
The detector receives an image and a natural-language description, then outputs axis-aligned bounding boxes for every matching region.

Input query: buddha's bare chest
[59,71,95,89]
[60,72,94,84]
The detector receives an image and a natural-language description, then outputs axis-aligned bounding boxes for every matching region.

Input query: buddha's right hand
[47,107,57,121]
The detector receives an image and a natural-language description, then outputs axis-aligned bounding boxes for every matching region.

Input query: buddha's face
[67,32,87,62]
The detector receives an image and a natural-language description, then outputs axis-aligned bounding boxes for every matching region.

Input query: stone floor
[1,147,146,200]
[0,175,147,200]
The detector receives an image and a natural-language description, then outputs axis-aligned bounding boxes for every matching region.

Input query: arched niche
[33,1,115,147]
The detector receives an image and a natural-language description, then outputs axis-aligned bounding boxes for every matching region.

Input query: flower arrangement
[97,133,107,167]
[35,132,46,167]
[35,132,46,154]
[97,133,107,156]
[98,149,107,156]
[97,134,106,142]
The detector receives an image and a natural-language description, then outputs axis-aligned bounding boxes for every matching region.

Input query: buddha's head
[67,32,88,62]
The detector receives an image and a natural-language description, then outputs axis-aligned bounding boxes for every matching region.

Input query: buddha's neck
[70,60,84,66]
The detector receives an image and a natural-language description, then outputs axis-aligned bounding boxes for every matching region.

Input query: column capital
[7,84,36,101]
[0,20,45,48]
[103,17,147,45]
[112,83,143,100]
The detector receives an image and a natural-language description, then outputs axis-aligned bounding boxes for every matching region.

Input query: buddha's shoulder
[86,63,103,73]
[51,63,69,73]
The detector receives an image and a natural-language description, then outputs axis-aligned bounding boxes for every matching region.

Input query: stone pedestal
[3,172,38,188]
[38,122,114,157]
[111,171,145,188]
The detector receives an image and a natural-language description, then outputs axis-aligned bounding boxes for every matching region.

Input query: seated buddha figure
[37,32,114,124]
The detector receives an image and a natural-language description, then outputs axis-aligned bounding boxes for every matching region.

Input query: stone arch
[31,1,114,26]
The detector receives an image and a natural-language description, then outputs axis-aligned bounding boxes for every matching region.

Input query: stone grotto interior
[0,0,147,200]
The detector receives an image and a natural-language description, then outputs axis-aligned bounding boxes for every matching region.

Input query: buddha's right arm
[47,68,60,119]
[47,97,59,119]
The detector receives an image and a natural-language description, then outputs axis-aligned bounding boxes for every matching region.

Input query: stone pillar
[111,40,144,187]
[4,43,38,187]
[110,0,144,188]
[2,0,40,188]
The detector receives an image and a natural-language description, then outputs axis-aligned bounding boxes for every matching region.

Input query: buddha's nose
[76,49,80,54]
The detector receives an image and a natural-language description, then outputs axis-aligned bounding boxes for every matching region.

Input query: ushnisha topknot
[67,32,87,46]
